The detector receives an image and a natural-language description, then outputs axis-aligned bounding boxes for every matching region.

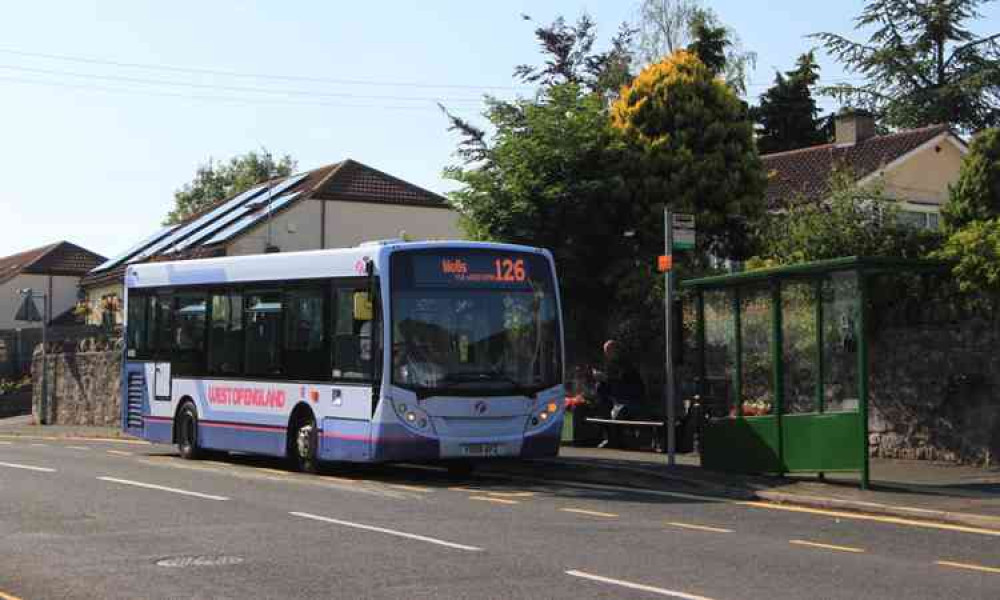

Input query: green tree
[611,50,767,261]
[935,218,1000,295]
[942,128,1000,230]
[513,14,635,97]
[166,149,296,224]
[813,0,1000,132]
[753,52,832,154]
[749,172,940,267]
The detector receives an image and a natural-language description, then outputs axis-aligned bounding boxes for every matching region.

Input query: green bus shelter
[681,257,948,489]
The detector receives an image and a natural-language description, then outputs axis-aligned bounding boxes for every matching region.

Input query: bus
[121,240,565,472]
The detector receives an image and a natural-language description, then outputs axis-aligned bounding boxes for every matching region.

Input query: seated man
[593,340,645,448]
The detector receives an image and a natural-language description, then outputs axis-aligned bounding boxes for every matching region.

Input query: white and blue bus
[121,240,565,472]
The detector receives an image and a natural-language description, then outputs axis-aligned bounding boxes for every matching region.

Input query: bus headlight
[527,400,560,431]
[392,399,431,432]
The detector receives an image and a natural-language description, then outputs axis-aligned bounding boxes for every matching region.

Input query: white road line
[29,443,47,447]
[0,441,12,445]
[289,511,482,552]
[666,522,733,534]
[106,450,133,457]
[566,570,716,600]
[560,508,619,518]
[790,539,865,554]
[0,461,55,473]
[66,446,91,451]
[98,477,229,501]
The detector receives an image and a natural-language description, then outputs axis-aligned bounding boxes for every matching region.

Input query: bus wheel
[176,403,202,460]
[292,415,319,474]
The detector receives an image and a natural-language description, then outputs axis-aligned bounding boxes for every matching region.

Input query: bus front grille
[126,372,144,428]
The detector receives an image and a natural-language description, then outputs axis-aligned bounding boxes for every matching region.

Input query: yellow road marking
[560,508,619,518]
[738,500,1000,537]
[936,560,1000,574]
[486,490,535,498]
[65,436,150,445]
[470,496,519,505]
[106,450,133,457]
[450,486,534,498]
[0,588,24,600]
[666,522,733,534]
[388,483,432,493]
[256,467,293,476]
[790,539,865,554]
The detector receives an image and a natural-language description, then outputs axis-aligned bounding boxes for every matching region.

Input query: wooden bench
[584,417,667,452]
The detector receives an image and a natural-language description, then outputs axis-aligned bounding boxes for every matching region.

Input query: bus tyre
[176,404,202,460]
[292,415,319,474]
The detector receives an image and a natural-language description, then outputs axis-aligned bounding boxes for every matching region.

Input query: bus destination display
[408,253,541,288]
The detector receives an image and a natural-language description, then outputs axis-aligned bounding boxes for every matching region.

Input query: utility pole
[663,207,677,466]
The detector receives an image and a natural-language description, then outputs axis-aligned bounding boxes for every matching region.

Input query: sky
[0,0,997,259]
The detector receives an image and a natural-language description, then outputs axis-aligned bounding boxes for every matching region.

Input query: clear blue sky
[1,1,996,259]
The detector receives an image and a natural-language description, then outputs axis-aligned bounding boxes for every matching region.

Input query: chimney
[835,109,876,145]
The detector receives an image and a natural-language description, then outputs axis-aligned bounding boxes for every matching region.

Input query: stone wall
[869,301,1000,466]
[32,346,122,426]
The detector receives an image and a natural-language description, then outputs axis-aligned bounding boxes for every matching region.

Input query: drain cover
[156,555,244,568]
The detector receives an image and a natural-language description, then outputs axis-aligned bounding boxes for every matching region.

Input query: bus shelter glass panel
[822,272,859,412]
[740,286,773,416]
[782,281,818,414]
[702,289,735,417]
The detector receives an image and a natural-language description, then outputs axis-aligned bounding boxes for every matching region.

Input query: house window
[897,210,940,231]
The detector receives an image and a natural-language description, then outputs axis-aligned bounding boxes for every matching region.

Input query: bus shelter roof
[680,256,950,290]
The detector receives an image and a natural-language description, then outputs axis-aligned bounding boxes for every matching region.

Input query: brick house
[762,110,969,229]
[79,159,462,326]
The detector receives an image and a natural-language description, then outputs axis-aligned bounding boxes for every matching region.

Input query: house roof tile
[0,242,106,286]
[761,124,956,208]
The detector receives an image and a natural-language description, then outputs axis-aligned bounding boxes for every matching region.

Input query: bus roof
[125,240,551,289]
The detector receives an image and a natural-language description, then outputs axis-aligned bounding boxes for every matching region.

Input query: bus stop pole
[664,207,677,467]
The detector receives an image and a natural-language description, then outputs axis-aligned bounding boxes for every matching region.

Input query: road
[1,436,998,600]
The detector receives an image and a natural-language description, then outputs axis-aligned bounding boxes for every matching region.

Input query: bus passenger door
[154,362,172,401]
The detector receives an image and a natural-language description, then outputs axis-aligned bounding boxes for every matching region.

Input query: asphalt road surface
[1,436,998,600]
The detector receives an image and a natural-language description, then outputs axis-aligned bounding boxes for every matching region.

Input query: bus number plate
[462,443,501,457]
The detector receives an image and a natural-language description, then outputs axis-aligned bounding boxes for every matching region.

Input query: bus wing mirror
[353,292,373,321]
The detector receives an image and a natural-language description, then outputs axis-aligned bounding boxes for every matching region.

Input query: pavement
[2,433,1000,599]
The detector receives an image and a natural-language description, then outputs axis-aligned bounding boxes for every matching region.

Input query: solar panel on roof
[245,173,308,208]
[90,225,179,273]
[168,173,309,254]
[131,183,271,261]
[203,192,302,245]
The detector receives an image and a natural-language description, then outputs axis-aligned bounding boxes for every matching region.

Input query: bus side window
[208,292,243,376]
[172,293,207,377]
[284,287,326,380]
[245,290,284,376]
[126,293,149,359]
[151,293,173,359]
[332,286,372,381]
